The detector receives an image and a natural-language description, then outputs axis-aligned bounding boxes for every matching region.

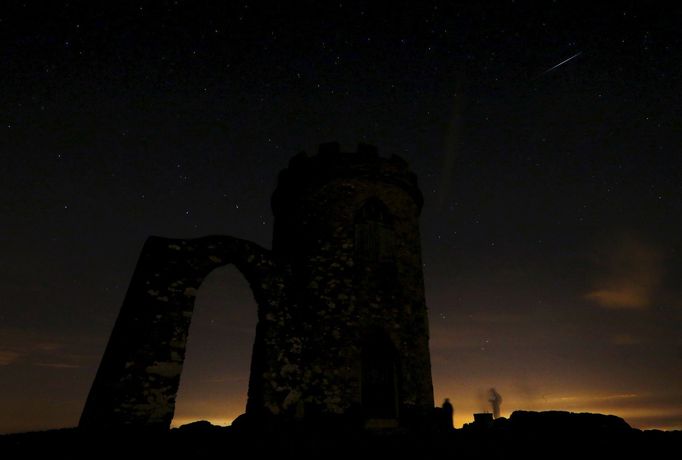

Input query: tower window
[354,198,395,262]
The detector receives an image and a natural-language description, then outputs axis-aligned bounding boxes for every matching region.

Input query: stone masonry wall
[80,143,434,430]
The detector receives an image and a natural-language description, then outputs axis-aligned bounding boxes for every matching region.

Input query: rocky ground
[1,411,679,459]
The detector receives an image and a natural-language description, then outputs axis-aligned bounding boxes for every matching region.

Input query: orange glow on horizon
[171,417,234,428]
[170,391,682,432]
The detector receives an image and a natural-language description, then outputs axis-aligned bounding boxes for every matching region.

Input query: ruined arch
[79,235,285,430]
[80,144,435,431]
[171,264,258,427]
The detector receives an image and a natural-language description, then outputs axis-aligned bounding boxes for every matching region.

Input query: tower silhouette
[79,143,434,430]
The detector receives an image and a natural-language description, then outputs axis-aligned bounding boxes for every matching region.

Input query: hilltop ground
[1,411,679,459]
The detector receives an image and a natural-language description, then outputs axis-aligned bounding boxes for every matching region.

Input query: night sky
[1,1,681,433]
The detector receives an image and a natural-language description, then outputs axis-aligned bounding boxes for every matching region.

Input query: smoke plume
[488,388,502,419]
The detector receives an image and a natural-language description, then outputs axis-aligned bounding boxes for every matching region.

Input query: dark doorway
[361,331,399,420]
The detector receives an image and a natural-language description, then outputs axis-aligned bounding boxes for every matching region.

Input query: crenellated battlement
[272,142,423,218]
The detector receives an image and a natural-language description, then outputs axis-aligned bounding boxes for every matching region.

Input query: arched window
[354,197,395,262]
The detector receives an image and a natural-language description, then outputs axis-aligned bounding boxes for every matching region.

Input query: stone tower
[79,143,434,430]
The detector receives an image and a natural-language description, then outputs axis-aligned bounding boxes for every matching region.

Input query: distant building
[472,413,494,429]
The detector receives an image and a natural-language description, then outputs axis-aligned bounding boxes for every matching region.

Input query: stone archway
[80,144,436,430]
[79,235,285,430]
[171,264,258,427]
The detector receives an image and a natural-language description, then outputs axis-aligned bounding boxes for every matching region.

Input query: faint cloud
[543,393,640,405]
[468,312,526,325]
[33,342,65,352]
[586,288,649,309]
[0,328,91,369]
[199,376,247,384]
[585,235,662,310]
[33,362,81,369]
[0,350,22,366]
[610,333,641,346]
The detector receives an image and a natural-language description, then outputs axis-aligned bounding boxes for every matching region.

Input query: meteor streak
[541,51,583,75]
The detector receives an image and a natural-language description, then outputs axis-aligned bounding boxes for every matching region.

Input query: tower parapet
[272,142,423,220]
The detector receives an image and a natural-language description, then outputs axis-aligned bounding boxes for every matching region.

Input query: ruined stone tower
[79,143,434,430]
